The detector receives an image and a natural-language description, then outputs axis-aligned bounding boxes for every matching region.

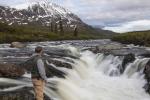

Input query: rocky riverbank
[0,40,150,100]
[0,87,51,100]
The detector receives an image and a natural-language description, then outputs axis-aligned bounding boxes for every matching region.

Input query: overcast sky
[0,0,150,33]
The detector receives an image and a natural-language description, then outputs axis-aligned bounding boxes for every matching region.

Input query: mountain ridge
[0,3,115,43]
[0,3,115,34]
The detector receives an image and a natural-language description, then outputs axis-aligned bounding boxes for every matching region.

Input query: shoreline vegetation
[1,22,150,47]
[112,31,150,47]
[0,22,112,44]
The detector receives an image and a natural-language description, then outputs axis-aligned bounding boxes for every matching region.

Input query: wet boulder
[47,59,72,69]
[98,44,123,50]
[45,47,80,59]
[0,63,25,78]
[144,60,150,80]
[144,60,150,94]
[110,48,150,56]
[121,53,135,73]
[0,89,50,100]
[44,59,73,78]
[0,90,34,100]
[10,42,26,48]
[88,44,123,54]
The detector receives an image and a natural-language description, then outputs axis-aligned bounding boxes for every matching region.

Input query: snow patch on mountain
[0,2,82,27]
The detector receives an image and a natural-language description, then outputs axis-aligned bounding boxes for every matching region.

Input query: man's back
[27,46,47,100]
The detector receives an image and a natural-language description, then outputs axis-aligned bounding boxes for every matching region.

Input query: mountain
[0,3,82,26]
[1,3,115,32]
[0,3,115,43]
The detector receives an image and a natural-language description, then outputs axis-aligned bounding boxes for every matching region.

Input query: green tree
[54,23,58,33]
[50,22,54,32]
[59,17,64,35]
[73,25,78,37]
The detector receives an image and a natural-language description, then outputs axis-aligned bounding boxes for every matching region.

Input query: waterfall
[45,50,150,100]
[0,46,150,100]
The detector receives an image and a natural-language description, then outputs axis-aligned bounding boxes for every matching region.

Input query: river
[0,39,150,100]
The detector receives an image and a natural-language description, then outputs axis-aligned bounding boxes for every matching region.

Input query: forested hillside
[0,4,115,43]
[0,22,113,43]
[112,31,150,46]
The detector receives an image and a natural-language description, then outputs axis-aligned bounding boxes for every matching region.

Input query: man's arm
[37,59,47,82]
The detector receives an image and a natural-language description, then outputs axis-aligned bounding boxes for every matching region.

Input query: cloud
[61,0,150,32]
[1,0,150,32]
[75,0,150,25]
[11,3,28,9]
[103,20,150,33]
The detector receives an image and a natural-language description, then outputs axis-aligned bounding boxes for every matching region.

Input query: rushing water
[44,51,150,100]
[0,40,150,100]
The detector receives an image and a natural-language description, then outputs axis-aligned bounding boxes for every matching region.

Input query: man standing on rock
[30,46,48,100]
[21,46,66,100]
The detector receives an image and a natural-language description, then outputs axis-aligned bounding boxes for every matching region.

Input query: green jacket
[22,54,47,80]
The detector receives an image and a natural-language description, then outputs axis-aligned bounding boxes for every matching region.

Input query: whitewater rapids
[0,46,150,100]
